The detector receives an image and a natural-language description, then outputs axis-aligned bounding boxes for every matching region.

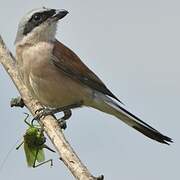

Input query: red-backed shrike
[15,7,172,144]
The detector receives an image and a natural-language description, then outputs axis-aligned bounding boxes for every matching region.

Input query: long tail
[90,92,173,145]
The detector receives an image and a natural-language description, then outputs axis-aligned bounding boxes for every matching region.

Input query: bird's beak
[51,9,69,21]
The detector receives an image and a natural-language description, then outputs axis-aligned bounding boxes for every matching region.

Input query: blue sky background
[0,0,179,179]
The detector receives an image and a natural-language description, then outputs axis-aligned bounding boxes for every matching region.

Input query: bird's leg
[57,109,72,130]
[31,101,83,126]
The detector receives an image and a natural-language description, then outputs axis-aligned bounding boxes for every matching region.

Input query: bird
[15,7,172,145]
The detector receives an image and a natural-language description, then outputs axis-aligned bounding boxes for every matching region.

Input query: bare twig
[0,35,104,180]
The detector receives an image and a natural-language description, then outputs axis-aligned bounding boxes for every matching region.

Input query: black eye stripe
[29,9,56,23]
[31,13,42,21]
[23,9,56,35]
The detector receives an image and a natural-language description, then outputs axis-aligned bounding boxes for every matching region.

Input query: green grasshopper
[16,113,55,168]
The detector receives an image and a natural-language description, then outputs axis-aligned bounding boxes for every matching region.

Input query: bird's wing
[52,39,122,103]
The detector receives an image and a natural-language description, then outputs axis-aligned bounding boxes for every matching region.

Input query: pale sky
[0,0,179,180]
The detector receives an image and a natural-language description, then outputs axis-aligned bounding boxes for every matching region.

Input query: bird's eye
[33,14,41,21]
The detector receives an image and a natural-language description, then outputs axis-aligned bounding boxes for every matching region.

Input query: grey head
[15,7,68,45]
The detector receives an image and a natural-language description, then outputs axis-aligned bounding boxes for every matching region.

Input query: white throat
[16,22,57,46]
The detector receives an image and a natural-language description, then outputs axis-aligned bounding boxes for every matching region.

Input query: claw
[58,109,72,130]
[32,107,52,125]
[58,119,67,130]
[61,109,72,121]
[35,107,45,114]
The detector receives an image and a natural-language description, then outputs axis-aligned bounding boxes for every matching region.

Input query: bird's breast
[20,42,93,108]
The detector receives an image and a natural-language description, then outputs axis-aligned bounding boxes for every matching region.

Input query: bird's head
[15,7,68,45]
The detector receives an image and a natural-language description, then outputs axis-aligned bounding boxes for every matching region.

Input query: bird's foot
[31,107,56,125]
[31,102,82,128]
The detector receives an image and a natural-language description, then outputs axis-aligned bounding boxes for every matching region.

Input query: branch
[0,35,104,180]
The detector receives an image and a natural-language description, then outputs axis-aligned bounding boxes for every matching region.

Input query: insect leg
[16,141,24,150]
[33,159,53,168]
[32,149,39,168]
